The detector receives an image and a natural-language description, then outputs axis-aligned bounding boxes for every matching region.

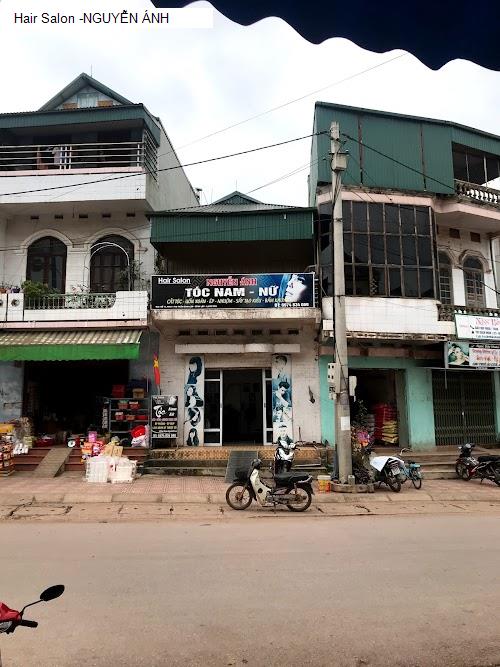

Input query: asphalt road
[0,515,499,667]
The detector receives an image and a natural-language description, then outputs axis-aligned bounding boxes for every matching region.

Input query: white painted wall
[437,227,497,308]
[322,297,455,336]
[2,211,153,291]
[158,324,321,446]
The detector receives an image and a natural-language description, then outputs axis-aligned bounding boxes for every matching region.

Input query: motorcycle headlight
[0,621,13,633]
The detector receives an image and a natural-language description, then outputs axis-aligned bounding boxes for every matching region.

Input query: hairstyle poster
[272,353,293,443]
[184,355,205,446]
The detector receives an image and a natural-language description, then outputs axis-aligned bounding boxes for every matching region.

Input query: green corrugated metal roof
[0,329,142,361]
[309,102,500,204]
[0,105,161,144]
[151,209,314,244]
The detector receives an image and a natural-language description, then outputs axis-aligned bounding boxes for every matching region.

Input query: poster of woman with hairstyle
[271,354,293,441]
[183,355,205,446]
[278,273,310,304]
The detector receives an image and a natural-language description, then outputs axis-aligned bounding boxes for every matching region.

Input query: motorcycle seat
[274,473,310,485]
[477,455,500,463]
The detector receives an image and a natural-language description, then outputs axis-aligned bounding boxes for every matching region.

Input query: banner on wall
[151,273,315,309]
[183,355,205,447]
[445,341,500,368]
[455,314,500,341]
[271,354,293,444]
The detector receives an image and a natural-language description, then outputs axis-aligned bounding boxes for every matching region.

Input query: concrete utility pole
[330,122,352,483]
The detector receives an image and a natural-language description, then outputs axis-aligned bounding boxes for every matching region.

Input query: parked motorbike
[455,443,500,486]
[0,585,64,665]
[273,438,297,474]
[363,445,404,492]
[226,458,314,512]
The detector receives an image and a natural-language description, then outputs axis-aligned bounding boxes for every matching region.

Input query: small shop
[0,329,153,449]
[348,368,404,448]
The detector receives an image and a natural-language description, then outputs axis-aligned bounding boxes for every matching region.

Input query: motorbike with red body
[0,586,64,665]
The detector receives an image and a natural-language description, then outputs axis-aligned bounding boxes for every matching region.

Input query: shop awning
[0,330,143,361]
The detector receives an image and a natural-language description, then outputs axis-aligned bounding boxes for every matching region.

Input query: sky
[1,0,500,206]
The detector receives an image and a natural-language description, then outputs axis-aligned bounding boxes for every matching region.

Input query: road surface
[0,514,499,666]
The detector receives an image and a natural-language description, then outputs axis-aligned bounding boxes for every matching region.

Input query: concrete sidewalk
[0,472,499,506]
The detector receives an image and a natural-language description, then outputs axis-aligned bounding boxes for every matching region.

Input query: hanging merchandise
[0,444,15,477]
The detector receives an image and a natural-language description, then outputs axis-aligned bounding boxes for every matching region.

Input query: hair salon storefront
[150,273,322,448]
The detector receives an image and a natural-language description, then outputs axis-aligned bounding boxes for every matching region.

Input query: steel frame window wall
[318,202,436,298]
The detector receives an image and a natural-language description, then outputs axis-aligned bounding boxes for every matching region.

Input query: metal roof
[0,330,142,346]
[39,73,133,111]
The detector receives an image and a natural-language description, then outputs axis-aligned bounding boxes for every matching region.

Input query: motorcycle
[273,438,297,474]
[226,458,314,512]
[363,445,405,492]
[455,443,500,486]
[0,585,64,665]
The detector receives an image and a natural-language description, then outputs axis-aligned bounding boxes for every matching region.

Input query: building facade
[149,192,322,448]
[310,102,500,449]
[0,74,197,436]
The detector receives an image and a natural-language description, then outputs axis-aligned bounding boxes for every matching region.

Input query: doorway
[223,370,263,444]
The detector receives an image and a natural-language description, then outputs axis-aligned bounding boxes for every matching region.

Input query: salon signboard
[455,314,500,341]
[151,273,315,309]
[446,341,500,368]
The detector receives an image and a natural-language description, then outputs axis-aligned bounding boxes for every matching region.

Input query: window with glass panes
[438,252,453,304]
[317,201,436,298]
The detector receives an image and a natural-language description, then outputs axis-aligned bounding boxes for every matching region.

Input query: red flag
[153,354,161,388]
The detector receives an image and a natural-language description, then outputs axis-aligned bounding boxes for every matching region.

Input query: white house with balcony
[0,73,198,435]
[310,102,500,450]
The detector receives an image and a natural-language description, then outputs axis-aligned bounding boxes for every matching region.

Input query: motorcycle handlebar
[19,619,38,628]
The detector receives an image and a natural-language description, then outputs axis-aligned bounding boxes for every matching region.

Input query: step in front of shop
[13,447,52,472]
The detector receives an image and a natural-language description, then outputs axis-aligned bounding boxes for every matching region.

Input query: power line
[0,131,327,199]
[157,53,408,159]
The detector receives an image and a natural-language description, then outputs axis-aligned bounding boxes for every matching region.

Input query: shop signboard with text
[455,314,500,341]
[151,273,315,309]
[151,395,178,441]
[445,341,500,368]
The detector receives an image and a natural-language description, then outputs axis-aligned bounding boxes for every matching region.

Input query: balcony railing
[25,293,116,310]
[0,139,157,177]
[455,179,500,206]
[438,303,500,321]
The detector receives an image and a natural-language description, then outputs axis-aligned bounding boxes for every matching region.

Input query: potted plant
[21,280,59,306]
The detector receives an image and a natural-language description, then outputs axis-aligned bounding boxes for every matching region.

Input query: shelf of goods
[106,397,150,437]
[0,444,15,477]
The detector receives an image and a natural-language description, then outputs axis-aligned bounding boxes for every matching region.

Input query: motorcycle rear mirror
[40,585,65,602]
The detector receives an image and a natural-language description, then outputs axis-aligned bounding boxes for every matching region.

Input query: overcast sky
[1,0,500,206]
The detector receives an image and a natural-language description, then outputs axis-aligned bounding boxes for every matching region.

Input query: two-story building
[310,102,500,450]
[149,192,322,449]
[0,73,197,437]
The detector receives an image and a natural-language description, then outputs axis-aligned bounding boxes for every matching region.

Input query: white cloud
[1,0,499,205]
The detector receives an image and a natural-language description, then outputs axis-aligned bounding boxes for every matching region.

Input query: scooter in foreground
[226,458,314,512]
[0,585,64,665]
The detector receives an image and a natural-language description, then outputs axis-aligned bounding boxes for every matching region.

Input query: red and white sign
[455,314,500,341]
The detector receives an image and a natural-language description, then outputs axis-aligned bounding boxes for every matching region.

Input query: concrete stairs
[376,447,461,479]
[12,447,51,472]
[32,447,72,478]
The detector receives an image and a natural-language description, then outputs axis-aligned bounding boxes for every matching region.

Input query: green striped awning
[0,330,142,361]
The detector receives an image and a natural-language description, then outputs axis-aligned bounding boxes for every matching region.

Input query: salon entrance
[204,368,273,445]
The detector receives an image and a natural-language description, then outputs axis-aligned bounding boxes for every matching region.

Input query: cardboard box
[132,389,145,399]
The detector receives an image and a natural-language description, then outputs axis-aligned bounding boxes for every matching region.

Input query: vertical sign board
[151,395,178,445]
[184,355,205,446]
[271,353,293,444]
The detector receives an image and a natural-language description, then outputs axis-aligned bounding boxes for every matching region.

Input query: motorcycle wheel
[410,470,422,489]
[225,483,253,510]
[286,487,312,512]
[385,472,401,493]
[493,469,500,487]
[455,462,470,480]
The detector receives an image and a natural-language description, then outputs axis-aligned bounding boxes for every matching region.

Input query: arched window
[438,252,453,304]
[26,236,67,292]
[463,256,485,308]
[90,235,134,293]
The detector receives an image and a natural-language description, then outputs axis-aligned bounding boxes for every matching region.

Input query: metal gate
[432,371,496,445]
